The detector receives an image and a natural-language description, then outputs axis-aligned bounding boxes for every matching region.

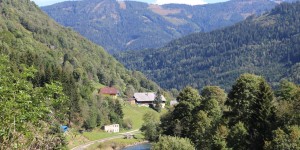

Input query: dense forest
[115,2,300,91]
[143,74,300,149]
[42,0,283,53]
[0,0,160,148]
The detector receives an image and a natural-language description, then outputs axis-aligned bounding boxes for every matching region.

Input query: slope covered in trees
[154,74,300,149]
[115,2,300,90]
[0,0,160,148]
[42,0,285,53]
[0,56,68,149]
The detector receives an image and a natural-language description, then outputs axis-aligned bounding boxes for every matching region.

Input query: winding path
[71,130,140,150]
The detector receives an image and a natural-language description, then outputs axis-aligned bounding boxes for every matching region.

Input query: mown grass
[122,104,160,130]
[83,130,119,141]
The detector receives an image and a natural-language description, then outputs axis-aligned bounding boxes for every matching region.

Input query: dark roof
[99,87,119,95]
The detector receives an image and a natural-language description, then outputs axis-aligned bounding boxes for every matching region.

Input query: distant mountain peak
[43,0,287,53]
[148,4,181,16]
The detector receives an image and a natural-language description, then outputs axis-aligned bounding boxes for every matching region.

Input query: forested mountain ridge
[115,2,300,91]
[42,0,287,53]
[0,0,160,148]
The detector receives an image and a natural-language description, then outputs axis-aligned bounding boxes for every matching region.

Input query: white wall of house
[104,124,119,133]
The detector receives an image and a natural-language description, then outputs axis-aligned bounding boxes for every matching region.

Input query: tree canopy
[159,73,300,150]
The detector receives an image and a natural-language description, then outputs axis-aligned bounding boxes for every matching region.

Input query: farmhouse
[104,124,119,133]
[99,87,119,98]
[133,92,166,108]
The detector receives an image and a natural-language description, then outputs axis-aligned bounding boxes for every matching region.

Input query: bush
[152,136,195,150]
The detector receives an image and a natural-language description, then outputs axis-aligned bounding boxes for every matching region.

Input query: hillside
[115,2,300,91]
[42,0,285,53]
[0,0,161,148]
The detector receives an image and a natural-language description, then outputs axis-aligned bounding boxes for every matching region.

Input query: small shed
[127,98,136,105]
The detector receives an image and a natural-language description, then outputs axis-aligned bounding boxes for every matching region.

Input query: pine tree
[249,80,276,149]
[154,90,163,112]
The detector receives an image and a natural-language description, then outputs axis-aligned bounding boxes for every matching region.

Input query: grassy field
[83,130,119,141]
[122,104,162,129]
[66,101,166,148]
[66,129,120,148]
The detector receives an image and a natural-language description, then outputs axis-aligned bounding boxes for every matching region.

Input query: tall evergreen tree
[249,80,276,149]
[226,74,276,149]
[154,90,163,112]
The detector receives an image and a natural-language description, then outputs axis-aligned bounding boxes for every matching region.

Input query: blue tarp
[60,125,68,132]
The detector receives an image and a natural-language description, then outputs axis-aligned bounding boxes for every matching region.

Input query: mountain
[0,0,160,146]
[42,0,285,53]
[115,2,300,91]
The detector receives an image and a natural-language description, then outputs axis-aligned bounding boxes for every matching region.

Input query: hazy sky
[31,0,228,6]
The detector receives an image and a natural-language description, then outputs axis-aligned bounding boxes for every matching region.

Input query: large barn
[133,93,166,108]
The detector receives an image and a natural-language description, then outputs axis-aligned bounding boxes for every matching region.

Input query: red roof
[99,87,119,95]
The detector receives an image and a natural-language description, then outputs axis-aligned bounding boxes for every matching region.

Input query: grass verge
[86,133,146,150]
[83,130,119,141]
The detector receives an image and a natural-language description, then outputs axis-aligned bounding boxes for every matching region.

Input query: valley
[0,0,300,149]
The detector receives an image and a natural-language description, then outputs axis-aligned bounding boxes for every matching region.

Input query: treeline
[0,0,160,148]
[115,2,300,91]
[144,74,300,149]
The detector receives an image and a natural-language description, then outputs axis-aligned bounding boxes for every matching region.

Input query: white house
[104,124,119,133]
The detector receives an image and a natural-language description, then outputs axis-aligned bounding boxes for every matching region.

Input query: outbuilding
[99,87,119,99]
